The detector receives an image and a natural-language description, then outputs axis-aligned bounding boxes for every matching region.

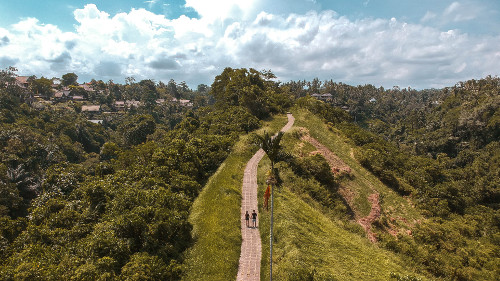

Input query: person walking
[245,211,250,227]
[251,210,257,228]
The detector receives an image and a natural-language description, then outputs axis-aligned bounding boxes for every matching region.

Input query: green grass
[292,108,422,223]
[183,109,428,280]
[181,115,288,281]
[256,108,429,280]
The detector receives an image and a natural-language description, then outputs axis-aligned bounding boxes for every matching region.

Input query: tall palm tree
[257,130,284,281]
[258,131,284,173]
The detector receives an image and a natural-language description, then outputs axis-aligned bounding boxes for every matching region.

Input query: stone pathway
[236,113,294,281]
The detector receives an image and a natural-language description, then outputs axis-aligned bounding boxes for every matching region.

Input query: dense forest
[0,67,292,279]
[1,66,499,280]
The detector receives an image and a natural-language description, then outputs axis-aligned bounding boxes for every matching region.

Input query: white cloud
[443,1,482,22]
[144,0,158,9]
[421,11,437,22]
[185,0,257,22]
[0,2,498,89]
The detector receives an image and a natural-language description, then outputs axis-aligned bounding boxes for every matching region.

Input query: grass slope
[182,115,288,281]
[293,108,422,230]
[257,108,430,280]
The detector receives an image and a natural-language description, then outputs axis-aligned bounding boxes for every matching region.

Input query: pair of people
[245,210,257,228]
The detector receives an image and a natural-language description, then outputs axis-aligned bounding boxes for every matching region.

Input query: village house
[81,105,101,113]
[14,76,30,89]
[171,97,193,107]
[88,119,103,124]
[125,100,141,108]
[311,93,333,102]
[179,99,193,107]
[113,100,141,111]
[114,101,125,111]
[80,83,95,92]
[53,89,71,101]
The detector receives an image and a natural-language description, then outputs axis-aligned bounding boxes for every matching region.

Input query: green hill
[182,115,289,281]
[256,108,430,281]
[183,109,431,280]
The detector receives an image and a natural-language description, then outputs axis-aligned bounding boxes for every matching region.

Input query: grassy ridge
[292,108,422,225]
[257,108,429,280]
[182,115,288,281]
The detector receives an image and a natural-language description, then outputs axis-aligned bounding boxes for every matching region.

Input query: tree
[120,114,156,146]
[61,73,78,86]
[30,77,53,98]
[257,130,284,281]
[196,84,209,94]
[138,79,157,94]
[68,85,87,99]
[0,67,18,88]
[167,79,179,99]
[258,131,284,172]
[210,67,275,118]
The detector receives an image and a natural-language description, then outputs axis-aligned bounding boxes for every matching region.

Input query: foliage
[119,114,156,146]
[61,72,78,86]
[2,65,498,280]
[295,96,352,125]
[210,67,292,118]
[295,78,500,280]
[0,66,277,279]
[257,157,428,281]
[182,114,289,281]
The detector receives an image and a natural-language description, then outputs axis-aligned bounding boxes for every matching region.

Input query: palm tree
[257,130,284,281]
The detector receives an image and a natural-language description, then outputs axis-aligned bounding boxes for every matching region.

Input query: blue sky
[0,0,499,88]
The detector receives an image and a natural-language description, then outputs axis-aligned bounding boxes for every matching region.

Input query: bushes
[296,96,352,125]
[289,154,336,187]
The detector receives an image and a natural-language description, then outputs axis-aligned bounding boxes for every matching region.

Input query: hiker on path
[251,210,257,228]
[245,211,250,227]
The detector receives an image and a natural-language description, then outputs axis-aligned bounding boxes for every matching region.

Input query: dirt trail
[300,129,351,175]
[236,113,295,281]
[299,128,381,242]
[357,192,381,242]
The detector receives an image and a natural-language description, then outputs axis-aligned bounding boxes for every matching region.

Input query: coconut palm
[257,130,284,281]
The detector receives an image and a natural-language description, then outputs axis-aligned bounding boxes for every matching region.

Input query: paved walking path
[236,113,295,281]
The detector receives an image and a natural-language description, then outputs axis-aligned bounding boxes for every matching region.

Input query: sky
[0,0,499,89]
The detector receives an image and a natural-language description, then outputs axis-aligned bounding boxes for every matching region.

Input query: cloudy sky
[0,0,499,89]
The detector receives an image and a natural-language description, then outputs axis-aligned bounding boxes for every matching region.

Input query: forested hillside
[0,67,290,279]
[292,79,499,280]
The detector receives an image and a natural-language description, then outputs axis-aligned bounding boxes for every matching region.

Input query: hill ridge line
[236,113,294,281]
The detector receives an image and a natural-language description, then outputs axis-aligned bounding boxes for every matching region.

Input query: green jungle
[0,67,498,280]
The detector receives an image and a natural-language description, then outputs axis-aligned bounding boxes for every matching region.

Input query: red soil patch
[300,133,351,175]
[298,127,382,242]
[357,192,381,242]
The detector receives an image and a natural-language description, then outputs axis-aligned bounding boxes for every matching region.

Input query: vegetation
[257,108,429,280]
[295,92,499,280]
[1,64,498,280]
[182,115,288,281]
[0,67,290,279]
